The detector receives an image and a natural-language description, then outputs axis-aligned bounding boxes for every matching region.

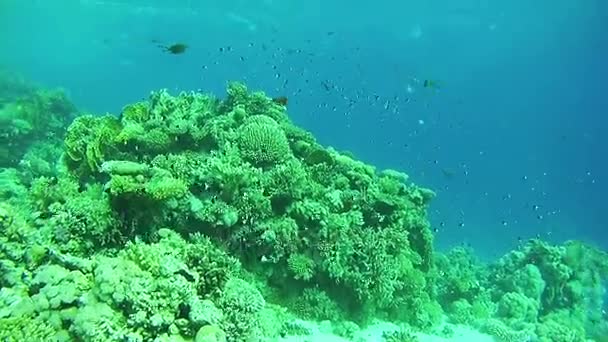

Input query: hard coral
[219,278,266,341]
[0,84,75,167]
[64,115,122,175]
[237,115,291,167]
[56,82,440,330]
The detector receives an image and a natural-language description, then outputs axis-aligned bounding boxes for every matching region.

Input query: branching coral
[218,278,266,341]
[291,287,344,322]
[287,253,315,281]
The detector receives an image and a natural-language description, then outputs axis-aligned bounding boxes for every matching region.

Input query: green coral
[237,115,291,167]
[145,171,189,200]
[90,232,212,339]
[435,246,487,304]
[489,239,608,336]
[535,311,587,342]
[481,319,533,342]
[287,253,315,280]
[56,191,119,253]
[447,299,476,325]
[195,325,226,342]
[0,315,57,341]
[118,90,221,152]
[53,83,440,326]
[64,114,122,175]
[0,83,75,168]
[70,301,135,342]
[101,163,188,202]
[218,278,266,341]
[497,292,539,324]
[120,102,150,122]
[291,287,343,322]
[184,233,241,299]
[31,264,91,310]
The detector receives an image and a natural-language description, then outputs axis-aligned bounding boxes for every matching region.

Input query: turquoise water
[0,1,607,341]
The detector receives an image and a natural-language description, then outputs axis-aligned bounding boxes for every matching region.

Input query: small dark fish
[441,168,455,179]
[321,80,332,91]
[161,43,188,54]
[272,96,288,106]
[423,79,441,89]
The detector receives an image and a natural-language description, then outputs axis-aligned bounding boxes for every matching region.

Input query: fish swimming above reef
[272,96,288,106]
[423,79,441,89]
[159,43,188,54]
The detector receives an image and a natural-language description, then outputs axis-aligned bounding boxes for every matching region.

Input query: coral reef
[436,239,608,341]
[0,76,607,341]
[0,71,76,168]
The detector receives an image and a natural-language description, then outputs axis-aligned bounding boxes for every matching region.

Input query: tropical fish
[272,96,288,106]
[423,79,441,89]
[160,43,188,54]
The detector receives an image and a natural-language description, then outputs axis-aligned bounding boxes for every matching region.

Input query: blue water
[2,0,606,259]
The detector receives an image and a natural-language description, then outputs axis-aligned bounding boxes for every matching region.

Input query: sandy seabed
[278,320,495,342]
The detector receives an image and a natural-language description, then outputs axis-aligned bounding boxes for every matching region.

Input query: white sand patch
[277,320,495,342]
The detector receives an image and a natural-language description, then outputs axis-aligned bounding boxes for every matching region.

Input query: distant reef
[1,72,607,342]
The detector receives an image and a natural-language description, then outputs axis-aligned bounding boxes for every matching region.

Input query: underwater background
[2,0,607,258]
[1,0,608,341]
